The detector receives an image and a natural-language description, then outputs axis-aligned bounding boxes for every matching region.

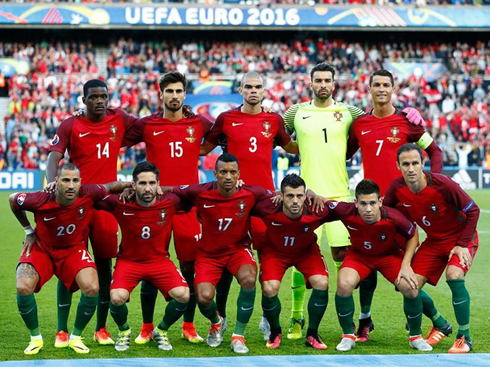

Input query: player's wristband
[23,226,35,235]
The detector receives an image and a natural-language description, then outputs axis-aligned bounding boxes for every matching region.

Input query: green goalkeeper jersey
[284,100,364,198]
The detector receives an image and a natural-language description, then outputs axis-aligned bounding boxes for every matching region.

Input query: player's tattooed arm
[45,151,65,192]
[200,140,217,156]
[103,181,133,194]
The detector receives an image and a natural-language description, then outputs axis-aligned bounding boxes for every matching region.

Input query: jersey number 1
[96,142,109,159]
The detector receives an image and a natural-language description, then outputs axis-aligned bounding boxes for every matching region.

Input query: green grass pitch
[1,190,489,361]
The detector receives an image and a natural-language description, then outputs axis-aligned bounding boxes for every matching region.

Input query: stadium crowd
[1,38,489,171]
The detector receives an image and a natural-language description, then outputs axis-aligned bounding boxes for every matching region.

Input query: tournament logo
[185,126,197,143]
[51,134,60,146]
[157,209,167,225]
[387,127,401,143]
[303,225,310,233]
[380,233,387,242]
[236,200,247,217]
[17,193,26,206]
[77,206,85,220]
[333,111,343,122]
[179,185,189,189]
[328,201,339,209]
[430,203,438,213]
[109,124,118,141]
[261,121,272,138]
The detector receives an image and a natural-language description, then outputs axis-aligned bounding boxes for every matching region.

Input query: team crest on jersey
[387,127,401,143]
[261,121,272,138]
[236,201,247,217]
[51,134,60,146]
[333,111,343,122]
[380,233,387,242]
[328,201,339,209]
[185,126,197,143]
[179,185,189,189]
[109,124,118,141]
[157,209,167,225]
[17,193,26,206]
[77,206,85,220]
[430,203,438,213]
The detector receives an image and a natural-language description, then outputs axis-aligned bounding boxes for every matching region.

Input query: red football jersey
[173,182,273,256]
[325,201,415,256]
[348,110,426,195]
[124,113,212,185]
[95,193,181,262]
[50,109,136,184]
[13,185,106,256]
[384,172,479,248]
[205,108,291,190]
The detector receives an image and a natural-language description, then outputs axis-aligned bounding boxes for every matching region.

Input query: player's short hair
[57,163,80,177]
[159,71,187,92]
[280,174,306,193]
[240,71,263,86]
[133,161,160,182]
[215,153,238,170]
[355,179,380,199]
[310,62,336,81]
[369,70,394,87]
[83,79,108,97]
[397,143,424,163]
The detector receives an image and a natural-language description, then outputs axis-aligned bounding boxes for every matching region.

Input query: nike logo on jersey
[347,225,358,231]
[79,132,91,138]
[122,212,135,216]
[302,116,311,119]
[43,217,56,221]
[153,131,165,136]
[271,222,283,226]
[403,203,412,207]
[361,130,371,135]
[232,122,243,127]
[203,204,215,208]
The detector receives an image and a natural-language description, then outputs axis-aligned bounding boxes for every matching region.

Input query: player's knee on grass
[309,275,329,291]
[396,278,418,299]
[110,289,129,306]
[446,265,465,280]
[331,247,347,262]
[196,284,215,306]
[169,286,190,303]
[261,281,280,298]
[76,268,99,296]
[236,265,257,290]
[16,264,39,295]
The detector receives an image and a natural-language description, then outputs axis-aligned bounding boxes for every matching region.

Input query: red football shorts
[250,217,267,251]
[412,232,479,286]
[340,249,405,284]
[171,208,201,262]
[259,245,328,288]
[89,210,119,259]
[18,243,96,293]
[194,247,257,287]
[110,257,188,301]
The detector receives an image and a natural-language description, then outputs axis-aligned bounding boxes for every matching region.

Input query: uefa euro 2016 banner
[0,5,489,28]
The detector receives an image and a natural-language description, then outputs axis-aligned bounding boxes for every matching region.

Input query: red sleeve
[172,182,214,203]
[115,108,138,130]
[13,192,51,212]
[49,116,77,154]
[387,207,416,239]
[122,116,148,147]
[425,141,443,173]
[346,119,360,159]
[252,196,280,217]
[205,112,226,145]
[164,192,183,211]
[327,201,356,220]
[274,114,291,147]
[406,121,426,142]
[243,185,275,202]
[383,179,403,207]
[198,114,213,138]
[94,194,119,211]
[437,174,480,247]
[79,184,107,202]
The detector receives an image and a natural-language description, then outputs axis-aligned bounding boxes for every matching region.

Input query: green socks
[359,271,377,315]
[291,267,306,320]
[447,279,471,340]
[17,293,39,336]
[234,288,256,335]
[57,281,72,333]
[158,299,188,331]
[140,280,158,324]
[420,289,447,328]
[216,269,234,319]
[182,272,197,323]
[262,294,281,330]
[404,294,423,336]
[73,294,97,336]
[307,289,329,332]
[335,293,355,335]
[95,257,112,331]
[198,301,220,324]
[109,302,130,331]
